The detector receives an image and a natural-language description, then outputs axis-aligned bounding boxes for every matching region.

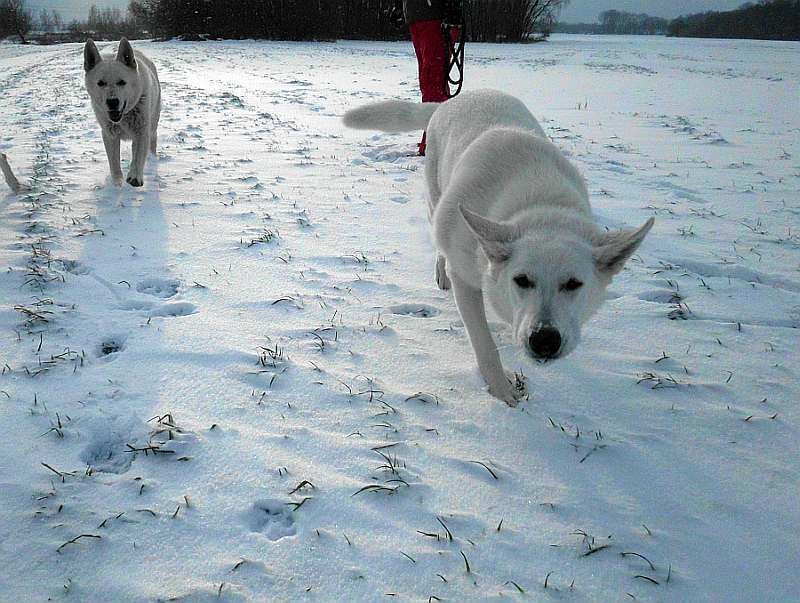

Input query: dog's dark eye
[561,278,583,292]
[97,81,107,87]
[117,80,126,86]
[514,274,535,289]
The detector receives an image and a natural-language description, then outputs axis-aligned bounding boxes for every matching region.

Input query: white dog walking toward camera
[344,89,654,405]
[84,38,161,187]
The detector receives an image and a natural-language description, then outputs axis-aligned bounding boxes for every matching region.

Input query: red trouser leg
[410,19,450,155]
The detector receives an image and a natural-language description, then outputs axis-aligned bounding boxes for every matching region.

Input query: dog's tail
[343,100,439,132]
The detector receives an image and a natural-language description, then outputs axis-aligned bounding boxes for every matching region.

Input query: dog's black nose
[529,327,561,358]
[106,98,120,110]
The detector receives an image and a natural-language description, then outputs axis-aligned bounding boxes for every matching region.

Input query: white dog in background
[84,38,161,187]
[344,89,654,405]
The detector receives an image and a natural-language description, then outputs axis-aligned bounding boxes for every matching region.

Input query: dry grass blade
[621,551,656,571]
[505,580,525,593]
[351,484,396,496]
[436,516,454,541]
[57,534,101,553]
[287,496,312,511]
[289,480,316,495]
[468,460,499,479]
[460,550,471,573]
[582,544,611,557]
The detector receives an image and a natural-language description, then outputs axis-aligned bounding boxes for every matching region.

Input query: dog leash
[442,3,465,98]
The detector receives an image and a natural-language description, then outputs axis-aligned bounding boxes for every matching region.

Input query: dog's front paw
[126,175,143,187]
[489,371,528,407]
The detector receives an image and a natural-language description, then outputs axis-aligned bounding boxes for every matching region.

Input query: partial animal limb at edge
[450,273,526,406]
[127,133,149,187]
[102,131,123,185]
[0,153,26,192]
[435,254,451,290]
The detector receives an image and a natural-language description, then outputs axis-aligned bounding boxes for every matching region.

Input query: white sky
[30,0,749,25]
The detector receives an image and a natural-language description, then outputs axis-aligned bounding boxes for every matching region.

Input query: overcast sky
[30,0,748,25]
[26,0,126,22]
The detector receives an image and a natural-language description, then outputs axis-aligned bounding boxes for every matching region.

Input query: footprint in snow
[243,500,297,541]
[638,289,683,304]
[388,303,440,318]
[80,414,145,475]
[97,334,127,357]
[59,259,90,275]
[137,276,180,299]
[149,301,198,318]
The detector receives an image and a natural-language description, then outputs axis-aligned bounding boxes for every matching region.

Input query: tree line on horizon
[556,1,799,40]
[667,0,799,40]
[1,0,568,44]
[554,10,668,35]
[134,0,570,42]
[3,0,798,43]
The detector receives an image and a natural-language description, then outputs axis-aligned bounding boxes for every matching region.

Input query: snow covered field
[0,34,798,601]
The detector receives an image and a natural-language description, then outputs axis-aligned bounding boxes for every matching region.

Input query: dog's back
[426,91,589,235]
[425,89,546,169]
[133,50,161,129]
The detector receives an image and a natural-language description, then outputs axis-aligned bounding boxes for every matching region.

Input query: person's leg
[410,19,450,155]
[415,20,450,103]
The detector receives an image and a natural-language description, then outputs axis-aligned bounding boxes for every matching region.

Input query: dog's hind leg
[149,130,157,155]
[451,274,522,406]
[435,254,451,290]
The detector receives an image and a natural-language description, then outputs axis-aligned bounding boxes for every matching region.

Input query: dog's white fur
[0,153,25,192]
[84,38,161,187]
[344,90,654,405]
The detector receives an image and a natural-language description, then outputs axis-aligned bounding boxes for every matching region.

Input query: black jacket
[401,0,462,25]
[402,0,443,25]
[389,0,464,27]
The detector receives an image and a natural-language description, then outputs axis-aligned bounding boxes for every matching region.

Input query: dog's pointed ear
[459,205,517,263]
[594,217,654,276]
[84,39,102,72]
[116,38,136,69]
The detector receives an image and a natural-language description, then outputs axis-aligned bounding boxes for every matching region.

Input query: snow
[1,34,798,601]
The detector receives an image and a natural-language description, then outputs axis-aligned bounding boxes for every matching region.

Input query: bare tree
[51,9,63,31]
[10,0,31,42]
[38,7,52,32]
[0,0,32,42]
[465,0,568,42]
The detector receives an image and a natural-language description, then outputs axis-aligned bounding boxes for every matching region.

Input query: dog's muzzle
[107,98,123,122]
[529,326,562,359]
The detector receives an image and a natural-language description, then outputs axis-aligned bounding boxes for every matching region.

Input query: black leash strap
[443,19,465,98]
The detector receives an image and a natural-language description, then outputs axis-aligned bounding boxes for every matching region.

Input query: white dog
[344,89,654,405]
[84,38,161,187]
